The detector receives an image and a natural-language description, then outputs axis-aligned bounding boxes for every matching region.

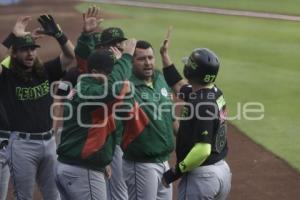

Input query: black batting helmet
[183,48,220,84]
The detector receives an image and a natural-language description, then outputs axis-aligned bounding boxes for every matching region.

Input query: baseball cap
[12,35,40,49]
[99,27,127,46]
[87,49,116,74]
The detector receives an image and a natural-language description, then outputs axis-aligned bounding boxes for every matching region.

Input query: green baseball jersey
[74,31,124,145]
[121,71,175,163]
[57,54,132,172]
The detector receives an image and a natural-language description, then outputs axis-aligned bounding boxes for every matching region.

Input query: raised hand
[160,26,173,56]
[82,5,103,33]
[110,46,122,59]
[12,16,32,37]
[122,39,137,56]
[37,14,63,39]
[160,26,173,67]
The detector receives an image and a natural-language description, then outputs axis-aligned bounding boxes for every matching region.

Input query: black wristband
[56,32,68,46]
[163,64,183,87]
[2,33,17,49]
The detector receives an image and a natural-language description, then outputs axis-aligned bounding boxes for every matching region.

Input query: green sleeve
[77,53,133,102]
[178,143,211,173]
[106,53,133,100]
[107,54,132,87]
[75,32,95,59]
[74,32,96,73]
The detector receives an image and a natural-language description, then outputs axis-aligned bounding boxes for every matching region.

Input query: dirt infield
[1,0,300,199]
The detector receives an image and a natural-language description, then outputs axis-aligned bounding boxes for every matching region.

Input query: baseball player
[0,101,10,200]
[97,27,128,200]
[52,6,103,140]
[98,27,129,200]
[55,40,136,200]
[54,6,129,200]
[120,40,176,200]
[0,55,11,200]
[160,29,232,200]
[0,15,75,199]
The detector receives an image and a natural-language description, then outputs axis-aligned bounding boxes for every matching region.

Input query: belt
[0,130,10,139]
[0,140,8,149]
[15,130,53,141]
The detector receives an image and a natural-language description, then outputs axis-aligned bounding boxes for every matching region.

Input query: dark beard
[10,57,47,83]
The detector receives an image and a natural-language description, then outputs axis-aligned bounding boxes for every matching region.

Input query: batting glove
[162,164,183,186]
[38,14,67,45]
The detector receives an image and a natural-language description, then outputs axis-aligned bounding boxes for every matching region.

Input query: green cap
[12,35,40,49]
[99,27,127,46]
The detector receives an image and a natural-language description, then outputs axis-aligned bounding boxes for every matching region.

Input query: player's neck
[191,83,214,92]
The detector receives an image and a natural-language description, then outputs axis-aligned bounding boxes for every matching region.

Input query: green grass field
[76,3,300,170]
[140,0,300,16]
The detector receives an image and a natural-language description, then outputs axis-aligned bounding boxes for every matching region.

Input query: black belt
[0,131,10,139]
[0,140,8,149]
[16,130,53,140]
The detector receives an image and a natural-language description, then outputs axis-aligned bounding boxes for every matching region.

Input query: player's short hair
[136,40,152,49]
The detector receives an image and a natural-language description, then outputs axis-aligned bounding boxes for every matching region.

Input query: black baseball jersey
[0,100,9,130]
[0,57,63,133]
[176,84,228,166]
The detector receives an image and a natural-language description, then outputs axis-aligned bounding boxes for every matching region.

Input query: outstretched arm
[160,27,188,96]
[75,5,103,73]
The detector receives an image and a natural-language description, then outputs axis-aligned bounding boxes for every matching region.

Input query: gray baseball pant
[106,145,128,200]
[123,159,172,200]
[178,159,232,200]
[6,132,60,200]
[0,137,9,200]
[55,161,106,200]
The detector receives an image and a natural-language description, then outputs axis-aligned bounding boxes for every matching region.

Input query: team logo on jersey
[160,88,168,97]
[16,80,49,100]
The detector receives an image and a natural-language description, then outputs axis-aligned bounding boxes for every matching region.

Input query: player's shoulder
[154,70,168,84]
[191,84,222,104]
[154,70,173,91]
[154,69,163,78]
[212,85,224,97]
[63,67,80,86]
